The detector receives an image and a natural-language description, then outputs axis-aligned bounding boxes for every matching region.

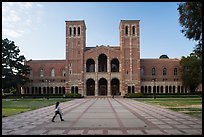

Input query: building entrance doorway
[111,78,120,96]
[86,79,95,96]
[98,78,107,95]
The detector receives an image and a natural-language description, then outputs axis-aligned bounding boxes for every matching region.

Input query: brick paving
[2,98,202,135]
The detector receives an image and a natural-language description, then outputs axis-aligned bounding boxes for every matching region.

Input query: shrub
[125,92,143,98]
[64,93,83,98]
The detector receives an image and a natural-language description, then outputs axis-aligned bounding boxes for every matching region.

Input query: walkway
[2,98,202,135]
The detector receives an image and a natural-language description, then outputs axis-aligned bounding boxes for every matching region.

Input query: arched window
[98,54,107,72]
[148,86,151,93]
[163,68,167,76]
[69,27,72,36]
[55,87,58,94]
[165,86,168,93]
[125,26,128,35]
[78,27,80,36]
[62,70,66,77]
[177,85,180,93]
[86,59,95,72]
[73,27,76,36]
[152,67,156,76]
[40,68,44,77]
[157,86,160,93]
[51,68,55,77]
[160,86,163,93]
[169,86,172,93]
[132,26,135,35]
[173,86,176,93]
[174,68,178,76]
[111,58,119,72]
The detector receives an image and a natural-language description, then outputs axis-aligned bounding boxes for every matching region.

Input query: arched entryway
[98,78,107,95]
[111,78,120,95]
[86,79,95,96]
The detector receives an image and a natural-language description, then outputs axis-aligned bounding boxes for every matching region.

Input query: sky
[2,2,197,60]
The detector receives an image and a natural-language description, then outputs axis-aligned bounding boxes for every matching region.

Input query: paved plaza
[2,98,202,135]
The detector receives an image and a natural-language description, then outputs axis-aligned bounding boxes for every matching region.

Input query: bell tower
[120,20,140,94]
[65,20,86,95]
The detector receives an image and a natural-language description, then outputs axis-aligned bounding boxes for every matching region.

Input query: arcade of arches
[140,85,188,94]
[86,54,120,73]
[24,86,66,95]
[86,78,120,96]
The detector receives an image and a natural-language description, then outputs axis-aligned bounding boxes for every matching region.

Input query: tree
[178,2,202,93]
[180,54,202,93]
[178,2,202,58]
[2,38,30,95]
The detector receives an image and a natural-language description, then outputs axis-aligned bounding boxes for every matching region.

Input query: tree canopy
[180,54,202,93]
[2,38,30,95]
[178,2,202,58]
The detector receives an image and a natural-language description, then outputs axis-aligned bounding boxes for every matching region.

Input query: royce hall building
[24,20,189,97]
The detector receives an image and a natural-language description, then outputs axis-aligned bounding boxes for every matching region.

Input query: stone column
[83,81,86,97]
[95,79,98,96]
[107,78,111,96]
[95,57,98,72]
[175,86,178,93]
[120,81,122,96]
[107,57,110,72]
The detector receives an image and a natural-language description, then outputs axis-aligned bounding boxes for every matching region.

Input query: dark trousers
[52,111,63,121]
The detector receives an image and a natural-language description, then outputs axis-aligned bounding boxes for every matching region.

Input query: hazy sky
[2,2,196,60]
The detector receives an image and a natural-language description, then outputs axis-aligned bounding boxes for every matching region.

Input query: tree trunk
[16,84,21,96]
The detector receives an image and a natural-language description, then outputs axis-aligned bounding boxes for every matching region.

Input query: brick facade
[23,19,190,96]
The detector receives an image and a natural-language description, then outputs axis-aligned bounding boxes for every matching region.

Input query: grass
[2,108,31,117]
[2,98,72,117]
[134,98,202,119]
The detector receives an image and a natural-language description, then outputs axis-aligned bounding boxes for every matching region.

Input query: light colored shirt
[55,106,62,114]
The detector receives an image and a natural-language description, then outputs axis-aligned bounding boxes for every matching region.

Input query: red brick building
[23,20,189,96]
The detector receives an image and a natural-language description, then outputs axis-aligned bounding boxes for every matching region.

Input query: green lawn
[134,98,202,119]
[2,98,72,117]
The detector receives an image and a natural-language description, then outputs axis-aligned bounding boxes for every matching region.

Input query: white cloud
[3,28,24,38]
[36,3,43,8]
[2,2,44,39]
[18,2,33,9]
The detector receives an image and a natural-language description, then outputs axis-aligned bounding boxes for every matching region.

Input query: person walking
[52,101,64,122]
